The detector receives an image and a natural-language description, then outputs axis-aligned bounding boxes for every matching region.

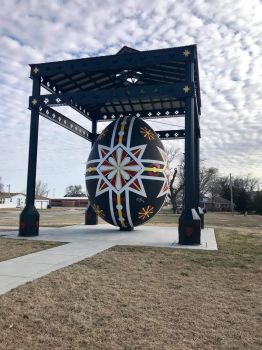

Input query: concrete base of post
[178,208,201,245]
[197,206,204,229]
[85,205,98,225]
[19,205,39,237]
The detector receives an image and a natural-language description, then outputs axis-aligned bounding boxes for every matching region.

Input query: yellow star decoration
[140,126,155,140]
[92,204,105,218]
[183,85,190,93]
[33,67,39,74]
[183,49,191,57]
[138,205,155,220]
[31,99,38,105]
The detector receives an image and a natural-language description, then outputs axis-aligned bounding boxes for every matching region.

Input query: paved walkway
[0,224,217,295]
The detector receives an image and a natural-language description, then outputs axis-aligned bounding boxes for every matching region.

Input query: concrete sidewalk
[0,224,217,295]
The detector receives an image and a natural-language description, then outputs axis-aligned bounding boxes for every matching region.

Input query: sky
[0,0,261,197]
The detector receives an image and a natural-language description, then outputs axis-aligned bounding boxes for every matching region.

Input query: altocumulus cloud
[0,0,261,195]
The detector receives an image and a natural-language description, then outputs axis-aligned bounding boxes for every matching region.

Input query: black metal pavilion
[19,44,202,244]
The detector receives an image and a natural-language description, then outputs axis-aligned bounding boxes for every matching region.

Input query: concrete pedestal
[178,208,201,245]
[19,205,39,237]
[197,206,204,229]
[85,205,98,225]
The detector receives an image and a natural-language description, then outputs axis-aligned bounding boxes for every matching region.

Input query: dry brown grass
[0,227,261,350]
[1,207,262,230]
[149,210,262,229]
[0,208,86,227]
[0,237,62,262]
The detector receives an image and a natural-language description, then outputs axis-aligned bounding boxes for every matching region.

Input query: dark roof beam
[156,129,185,140]
[31,82,194,110]
[70,72,87,80]
[30,45,196,78]
[144,67,185,79]
[49,73,66,81]
[159,63,186,72]
[143,73,184,83]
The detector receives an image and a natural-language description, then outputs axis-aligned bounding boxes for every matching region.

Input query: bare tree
[200,167,219,198]
[242,174,259,192]
[216,174,260,213]
[165,146,222,213]
[165,146,184,213]
[165,145,180,166]
[35,180,49,197]
[65,185,86,197]
[169,160,185,213]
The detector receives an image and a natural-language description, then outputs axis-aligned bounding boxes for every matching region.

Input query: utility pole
[230,173,234,216]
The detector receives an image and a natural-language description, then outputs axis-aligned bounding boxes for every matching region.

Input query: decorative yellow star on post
[33,67,39,74]
[31,98,38,105]
[183,49,191,57]
[183,85,190,93]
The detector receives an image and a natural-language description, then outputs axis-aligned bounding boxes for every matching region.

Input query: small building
[50,197,89,208]
[0,192,26,208]
[201,196,233,212]
[35,195,50,209]
[0,192,49,209]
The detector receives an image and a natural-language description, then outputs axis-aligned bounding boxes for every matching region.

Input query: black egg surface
[85,116,168,229]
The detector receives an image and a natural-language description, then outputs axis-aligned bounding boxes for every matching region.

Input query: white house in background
[34,195,50,209]
[0,192,50,209]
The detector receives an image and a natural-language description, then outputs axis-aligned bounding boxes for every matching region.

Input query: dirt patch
[0,238,63,262]
[0,229,261,350]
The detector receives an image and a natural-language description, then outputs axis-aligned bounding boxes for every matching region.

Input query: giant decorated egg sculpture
[85,116,169,229]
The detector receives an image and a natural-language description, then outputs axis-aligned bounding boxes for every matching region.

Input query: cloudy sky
[0,0,261,196]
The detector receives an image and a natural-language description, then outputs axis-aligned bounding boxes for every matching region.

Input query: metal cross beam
[156,129,185,140]
[29,82,195,109]
[96,129,185,140]
[95,107,185,121]
[41,76,91,121]
[38,106,94,142]
[30,45,196,78]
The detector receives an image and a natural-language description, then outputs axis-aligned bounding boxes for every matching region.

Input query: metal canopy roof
[22,45,202,239]
[29,45,201,122]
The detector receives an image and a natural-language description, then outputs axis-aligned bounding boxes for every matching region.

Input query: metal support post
[178,61,201,244]
[85,119,98,225]
[194,130,204,228]
[19,77,41,236]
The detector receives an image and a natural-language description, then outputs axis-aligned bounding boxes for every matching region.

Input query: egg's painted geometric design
[86,116,169,229]
[140,126,155,140]
[138,205,155,220]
